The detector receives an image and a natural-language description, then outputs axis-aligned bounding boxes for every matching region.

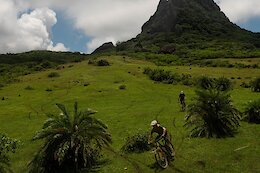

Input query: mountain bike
[151,140,175,169]
[180,100,186,111]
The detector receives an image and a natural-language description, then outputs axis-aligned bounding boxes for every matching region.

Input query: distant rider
[148,120,175,157]
[178,91,186,111]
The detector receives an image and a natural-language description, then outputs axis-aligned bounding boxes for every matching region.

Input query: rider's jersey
[179,93,185,101]
[151,125,167,140]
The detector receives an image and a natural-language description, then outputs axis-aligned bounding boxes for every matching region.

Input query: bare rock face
[141,0,237,34]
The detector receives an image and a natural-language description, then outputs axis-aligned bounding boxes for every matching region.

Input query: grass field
[0,56,259,173]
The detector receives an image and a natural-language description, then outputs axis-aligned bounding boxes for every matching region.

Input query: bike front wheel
[154,150,168,169]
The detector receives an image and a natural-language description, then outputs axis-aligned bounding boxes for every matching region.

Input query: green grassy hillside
[0,56,259,173]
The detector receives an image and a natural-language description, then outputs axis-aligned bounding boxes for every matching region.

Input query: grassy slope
[0,56,259,173]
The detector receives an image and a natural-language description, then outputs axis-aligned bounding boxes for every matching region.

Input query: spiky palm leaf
[184,89,241,138]
[28,102,112,173]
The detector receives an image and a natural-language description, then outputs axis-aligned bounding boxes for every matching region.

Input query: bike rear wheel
[154,150,168,168]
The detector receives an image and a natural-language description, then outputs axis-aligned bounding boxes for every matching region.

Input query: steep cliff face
[141,0,238,35]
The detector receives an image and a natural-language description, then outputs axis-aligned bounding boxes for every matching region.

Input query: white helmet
[180,91,184,94]
[150,120,158,126]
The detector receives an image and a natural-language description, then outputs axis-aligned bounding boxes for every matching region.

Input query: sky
[0,0,260,54]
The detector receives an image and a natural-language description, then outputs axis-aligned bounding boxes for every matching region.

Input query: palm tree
[28,102,112,173]
[184,89,241,138]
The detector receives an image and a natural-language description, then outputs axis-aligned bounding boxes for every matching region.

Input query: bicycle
[179,100,186,111]
[150,140,175,169]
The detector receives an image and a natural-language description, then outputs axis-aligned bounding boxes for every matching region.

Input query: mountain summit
[141,0,238,35]
[95,0,260,58]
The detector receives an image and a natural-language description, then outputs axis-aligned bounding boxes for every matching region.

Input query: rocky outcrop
[141,0,238,35]
[92,42,115,54]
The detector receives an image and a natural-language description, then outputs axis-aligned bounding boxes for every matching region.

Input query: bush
[28,102,111,173]
[143,67,153,75]
[0,134,20,173]
[97,59,110,66]
[25,85,34,90]
[181,74,193,86]
[83,82,90,87]
[243,99,260,124]
[45,88,52,92]
[121,131,150,153]
[215,77,233,91]
[47,72,60,78]
[196,76,215,89]
[240,82,251,88]
[119,84,126,90]
[88,59,96,65]
[184,89,241,138]
[143,67,180,84]
[197,76,232,91]
[250,77,260,92]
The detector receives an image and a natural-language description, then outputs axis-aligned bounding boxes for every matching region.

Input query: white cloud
[0,0,68,53]
[214,0,260,23]
[18,0,160,53]
[48,43,69,52]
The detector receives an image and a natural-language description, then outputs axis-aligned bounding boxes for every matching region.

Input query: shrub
[45,88,52,92]
[88,59,96,65]
[143,68,180,84]
[215,77,233,91]
[250,77,260,92]
[0,134,20,173]
[25,85,34,90]
[184,89,241,138]
[197,76,232,91]
[48,72,60,78]
[97,59,110,66]
[196,76,215,89]
[41,61,54,69]
[83,82,90,87]
[181,74,193,86]
[143,67,153,75]
[240,82,251,88]
[243,99,260,124]
[28,102,111,173]
[119,85,126,90]
[121,131,150,153]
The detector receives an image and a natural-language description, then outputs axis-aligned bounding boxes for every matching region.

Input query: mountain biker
[148,120,175,157]
[178,91,186,111]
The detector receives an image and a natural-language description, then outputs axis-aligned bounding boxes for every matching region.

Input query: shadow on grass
[148,160,185,173]
[81,158,111,173]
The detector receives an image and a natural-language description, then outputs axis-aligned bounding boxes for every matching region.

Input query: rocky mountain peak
[141,0,235,34]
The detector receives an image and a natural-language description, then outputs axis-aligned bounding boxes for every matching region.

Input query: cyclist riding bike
[178,91,186,111]
[148,120,175,157]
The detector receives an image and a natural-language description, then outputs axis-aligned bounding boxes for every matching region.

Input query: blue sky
[238,18,260,33]
[52,12,91,53]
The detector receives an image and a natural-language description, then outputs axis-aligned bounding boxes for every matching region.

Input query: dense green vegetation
[0,51,87,86]
[184,88,240,138]
[0,55,259,173]
[121,131,150,153]
[28,102,111,173]
[0,134,20,173]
